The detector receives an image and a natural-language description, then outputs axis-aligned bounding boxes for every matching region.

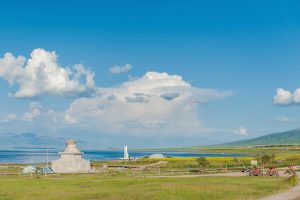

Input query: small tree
[196,157,210,169]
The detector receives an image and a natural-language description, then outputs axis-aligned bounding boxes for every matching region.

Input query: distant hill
[222,128,300,146]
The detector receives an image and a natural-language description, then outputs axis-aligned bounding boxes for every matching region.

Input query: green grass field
[0,173,294,200]
[1,145,299,200]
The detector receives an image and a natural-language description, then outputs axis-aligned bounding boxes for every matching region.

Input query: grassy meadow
[1,145,300,200]
[0,173,295,200]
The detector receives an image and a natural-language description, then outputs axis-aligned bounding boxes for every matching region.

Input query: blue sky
[0,0,299,148]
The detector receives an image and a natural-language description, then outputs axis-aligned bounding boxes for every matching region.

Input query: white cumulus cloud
[0,48,95,98]
[63,71,233,135]
[273,88,300,106]
[109,64,132,74]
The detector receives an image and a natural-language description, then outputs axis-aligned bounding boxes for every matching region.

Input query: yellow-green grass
[139,146,300,168]
[199,146,300,157]
[0,173,294,200]
[142,157,252,162]
[139,157,253,171]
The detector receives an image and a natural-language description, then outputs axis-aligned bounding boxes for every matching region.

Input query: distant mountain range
[2,128,300,149]
[0,132,66,149]
[222,128,300,146]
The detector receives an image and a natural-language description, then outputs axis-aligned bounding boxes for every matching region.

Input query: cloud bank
[63,71,233,135]
[0,48,95,98]
[0,48,234,138]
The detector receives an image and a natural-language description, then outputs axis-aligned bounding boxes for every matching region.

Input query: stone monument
[51,139,90,173]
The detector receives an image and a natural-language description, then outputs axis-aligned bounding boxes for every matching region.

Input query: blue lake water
[0,149,247,164]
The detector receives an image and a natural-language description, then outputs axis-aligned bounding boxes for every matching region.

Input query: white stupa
[51,139,90,173]
[124,145,129,160]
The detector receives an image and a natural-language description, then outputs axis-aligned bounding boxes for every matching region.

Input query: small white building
[51,139,90,173]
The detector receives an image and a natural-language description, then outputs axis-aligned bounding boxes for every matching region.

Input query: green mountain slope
[223,128,300,146]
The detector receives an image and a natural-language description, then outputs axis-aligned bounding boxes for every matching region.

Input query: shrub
[196,157,210,168]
